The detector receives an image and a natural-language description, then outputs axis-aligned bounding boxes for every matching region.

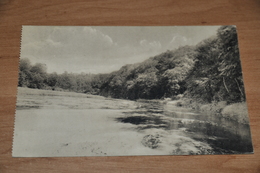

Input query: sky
[20,26,220,74]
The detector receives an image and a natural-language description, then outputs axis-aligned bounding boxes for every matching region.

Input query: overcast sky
[20,26,220,74]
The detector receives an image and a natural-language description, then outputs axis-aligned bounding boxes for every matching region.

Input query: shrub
[200,101,227,114]
[171,94,184,100]
[181,98,202,110]
[221,102,249,124]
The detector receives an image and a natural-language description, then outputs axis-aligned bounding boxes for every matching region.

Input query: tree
[134,72,158,99]
[47,72,58,88]
[29,73,45,89]
[185,36,221,103]
[29,63,47,89]
[18,58,32,87]
[217,25,245,102]
[30,63,47,75]
[56,72,77,91]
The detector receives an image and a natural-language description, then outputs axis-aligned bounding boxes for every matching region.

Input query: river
[12,88,253,157]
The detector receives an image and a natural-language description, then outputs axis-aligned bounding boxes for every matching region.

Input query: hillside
[99,45,196,100]
[99,26,245,104]
[18,26,245,104]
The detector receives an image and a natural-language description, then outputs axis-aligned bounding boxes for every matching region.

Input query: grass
[17,87,98,98]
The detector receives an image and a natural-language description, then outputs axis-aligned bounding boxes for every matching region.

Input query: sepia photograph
[12,26,253,157]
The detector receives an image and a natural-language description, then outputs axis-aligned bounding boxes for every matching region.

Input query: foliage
[18,59,47,89]
[18,59,98,93]
[18,26,246,105]
[185,26,245,104]
[18,58,32,87]
[99,46,196,100]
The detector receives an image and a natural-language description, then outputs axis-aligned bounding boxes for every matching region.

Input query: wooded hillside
[18,26,245,104]
[99,26,245,103]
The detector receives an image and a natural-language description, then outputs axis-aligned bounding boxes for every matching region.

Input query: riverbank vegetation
[18,26,248,123]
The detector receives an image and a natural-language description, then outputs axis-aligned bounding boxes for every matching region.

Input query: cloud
[46,38,61,47]
[47,26,115,51]
[21,26,118,73]
[20,26,219,74]
[82,27,114,46]
[167,34,191,49]
[140,39,162,51]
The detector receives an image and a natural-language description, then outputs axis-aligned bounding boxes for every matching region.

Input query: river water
[120,99,253,154]
[13,88,253,157]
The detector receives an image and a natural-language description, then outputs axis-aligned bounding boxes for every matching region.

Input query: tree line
[18,59,108,94]
[18,25,245,104]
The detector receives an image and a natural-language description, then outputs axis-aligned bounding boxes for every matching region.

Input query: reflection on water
[116,99,253,154]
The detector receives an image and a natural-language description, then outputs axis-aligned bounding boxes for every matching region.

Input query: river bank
[164,97,250,124]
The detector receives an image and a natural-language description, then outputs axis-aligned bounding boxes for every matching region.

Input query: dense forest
[18,26,245,105]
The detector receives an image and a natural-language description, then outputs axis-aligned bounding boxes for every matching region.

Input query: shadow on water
[116,99,253,154]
